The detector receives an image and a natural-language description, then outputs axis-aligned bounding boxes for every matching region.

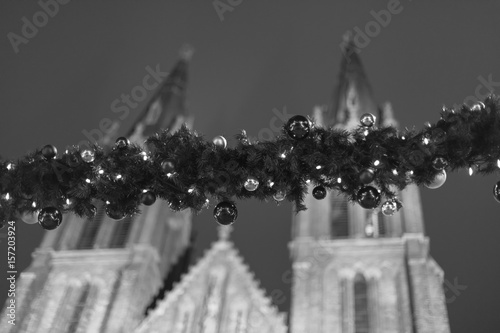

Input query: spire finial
[217,225,233,242]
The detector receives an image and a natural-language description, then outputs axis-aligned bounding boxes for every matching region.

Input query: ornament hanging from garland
[425,170,447,189]
[41,145,57,160]
[213,135,227,148]
[214,201,238,225]
[357,186,381,209]
[38,207,62,230]
[312,185,327,200]
[285,115,311,140]
[244,176,259,191]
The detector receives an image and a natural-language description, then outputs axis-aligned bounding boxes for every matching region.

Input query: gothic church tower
[289,39,451,333]
[0,48,195,333]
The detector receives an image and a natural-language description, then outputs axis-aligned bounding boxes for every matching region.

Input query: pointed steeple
[329,34,378,128]
[127,45,194,144]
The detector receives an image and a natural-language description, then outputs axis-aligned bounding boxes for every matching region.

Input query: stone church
[1,40,450,332]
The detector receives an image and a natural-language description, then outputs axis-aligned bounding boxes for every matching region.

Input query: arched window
[76,203,105,249]
[67,283,91,333]
[354,274,370,333]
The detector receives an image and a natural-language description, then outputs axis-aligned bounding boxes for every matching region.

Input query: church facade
[1,41,450,333]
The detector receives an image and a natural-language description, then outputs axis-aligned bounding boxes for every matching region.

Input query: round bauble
[115,137,130,149]
[360,113,376,127]
[161,160,175,174]
[425,170,447,189]
[38,207,62,230]
[41,144,57,160]
[213,135,227,148]
[432,157,448,171]
[105,204,126,220]
[381,200,397,216]
[20,211,39,224]
[470,102,485,112]
[312,186,327,200]
[273,190,286,202]
[244,176,259,191]
[80,149,95,163]
[356,186,381,209]
[359,168,375,184]
[213,201,238,226]
[493,181,500,203]
[141,191,156,206]
[285,115,311,140]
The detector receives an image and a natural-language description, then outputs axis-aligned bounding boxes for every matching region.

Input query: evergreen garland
[2,95,500,225]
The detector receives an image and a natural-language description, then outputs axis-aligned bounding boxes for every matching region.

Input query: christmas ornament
[493,181,500,203]
[356,186,381,209]
[432,157,448,170]
[141,191,156,206]
[20,211,39,224]
[213,135,227,148]
[115,137,130,149]
[381,200,397,216]
[312,185,327,200]
[105,204,126,220]
[41,144,57,160]
[38,207,62,230]
[244,176,259,191]
[273,189,286,202]
[161,160,175,174]
[360,113,376,127]
[80,149,95,163]
[285,115,311,140]
[470,102,485,111]
[359,168,375,184]
[213,201,238,225]
[425,170,447,189]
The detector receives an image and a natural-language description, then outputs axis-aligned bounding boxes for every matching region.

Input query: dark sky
[1,1,500,332]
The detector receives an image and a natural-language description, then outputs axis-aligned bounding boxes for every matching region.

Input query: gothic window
[67,283,90,333]
[76,202,105,249]
[354,274,370,333]
[109,215,133,248]
[331,195,349,238]
[365,211,386,238]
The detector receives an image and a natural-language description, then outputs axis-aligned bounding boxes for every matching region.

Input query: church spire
[330,34,378,128]
[127,44,194,144]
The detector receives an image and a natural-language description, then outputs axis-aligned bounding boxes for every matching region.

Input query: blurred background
[1,1,500,332]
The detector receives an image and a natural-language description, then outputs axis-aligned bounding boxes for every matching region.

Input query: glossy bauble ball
[213,201,238,225]
[141,191,156,206]
[381,200,397,216]
[38,207,63,230]
[493,181,500,203]
[273,190,286,202]
[432,157,448,171]
[470,102,485,112]
[41,144,58,160]
[213,135,227,148]
[360,113,376,127]
[20,211,39,224]
[244,176,259,191]
[161,160,175,174]
[105,204,126,220]
[285,115,311,140]
[115,137,130,149]
[356,186,381,209]
[425,170,447,189]
[312,186,327,200]
[80,149,95,163]
[359,168,375,184]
